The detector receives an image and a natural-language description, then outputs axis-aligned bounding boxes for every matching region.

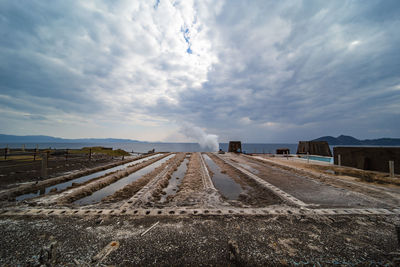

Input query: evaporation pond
[159,157,189,203]
[202,154,243,200]
[15,154,161,201]
[74,154,175,205]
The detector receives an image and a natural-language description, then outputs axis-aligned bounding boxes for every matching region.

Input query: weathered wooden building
[296,141,332,157]
[228,141,242,153]
[334,147,400,174]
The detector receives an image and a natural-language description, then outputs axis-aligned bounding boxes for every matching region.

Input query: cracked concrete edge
[1,207,399,217]
[199,153,217,191]
[214,153,308,207]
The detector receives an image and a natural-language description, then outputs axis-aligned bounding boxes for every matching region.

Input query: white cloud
[1,0,400,141]
[348,40,361,49]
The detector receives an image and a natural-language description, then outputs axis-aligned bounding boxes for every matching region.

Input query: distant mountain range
[312,135,400,146]
[0,134,145,143]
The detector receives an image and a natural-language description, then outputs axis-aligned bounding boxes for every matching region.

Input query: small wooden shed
[276,148,290,155]
[228,141,242,153]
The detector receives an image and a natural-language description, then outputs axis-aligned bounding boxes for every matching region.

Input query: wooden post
[46,151,50,165]
[89,148,92,161]
[41,153,48,178]
[338,154,341,166]
[389,161,395,177]
[22,144,25,152]
[122,155,124,161]
[33,151,36,161]
[307,152,309,163]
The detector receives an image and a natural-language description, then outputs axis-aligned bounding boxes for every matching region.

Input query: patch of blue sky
[154,0,160,10]
[181,27,191,54]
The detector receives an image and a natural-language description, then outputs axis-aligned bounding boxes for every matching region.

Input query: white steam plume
[180,123,219,151]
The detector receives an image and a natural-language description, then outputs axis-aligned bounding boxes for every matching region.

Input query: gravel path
[1,214,399,266]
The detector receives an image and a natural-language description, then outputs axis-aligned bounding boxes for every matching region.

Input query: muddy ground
[104,153,185,204]
[224,154,396,209]
[250,155,400,208]
[254,154,400,185]
[0,157,146,203]
[0,214,399,266]
[169,153,207,207]
[146,153,187,205]
[260,155,400,185]
[48,154,168,205]
[207,153,282,207]
[0,155,121,190]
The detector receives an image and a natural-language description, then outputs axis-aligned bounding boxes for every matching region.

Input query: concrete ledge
[1,207,398,217]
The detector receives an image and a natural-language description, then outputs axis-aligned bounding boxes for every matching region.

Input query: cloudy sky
[0,0,399,143]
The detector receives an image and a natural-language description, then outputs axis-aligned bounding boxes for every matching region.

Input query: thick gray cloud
[0,0,399,142]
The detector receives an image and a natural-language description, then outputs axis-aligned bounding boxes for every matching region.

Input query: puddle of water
[159,157,189,203]
[15,191,43,201]
[202,154,243,200]
[237,163,259,174]
[74,154,175,205]
[15,154,161,201]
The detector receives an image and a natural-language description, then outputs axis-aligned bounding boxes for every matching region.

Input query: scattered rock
[49,188,57,193]
[27,241,58,266]
[92,241,120,263]
[228,239,240,262]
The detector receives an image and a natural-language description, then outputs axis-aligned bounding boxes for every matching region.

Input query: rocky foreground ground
[1,214,400,266]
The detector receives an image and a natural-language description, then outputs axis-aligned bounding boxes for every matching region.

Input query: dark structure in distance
[276,148,290,154]
[228,141,242,153]
[334,147,400,174]
[297,141,332,157]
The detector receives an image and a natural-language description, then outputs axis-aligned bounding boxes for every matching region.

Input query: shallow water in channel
[74,154,175,205]
[159,157,189,203]
[202,154,243,200]
[15,154,161,201]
